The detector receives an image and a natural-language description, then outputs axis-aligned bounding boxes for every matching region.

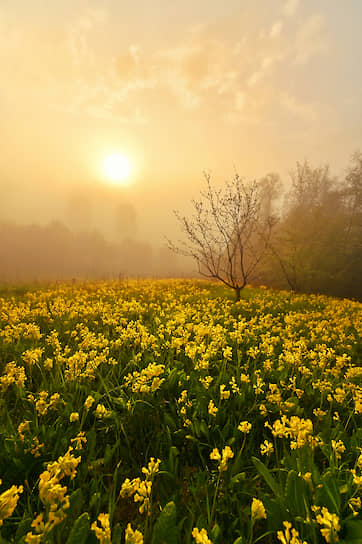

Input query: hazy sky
[1,0,362,245]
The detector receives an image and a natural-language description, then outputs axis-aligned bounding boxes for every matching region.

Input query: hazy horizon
[1,0,362,279]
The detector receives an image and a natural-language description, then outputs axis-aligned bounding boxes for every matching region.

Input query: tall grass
[0,280,361,543]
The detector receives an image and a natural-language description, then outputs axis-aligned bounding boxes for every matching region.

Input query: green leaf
[343,520,362,542]
[210,523,221,543]
[284,470,308,517]
[15,517,32,540]
[112,522,123,544]
[151,501,178,544]
[252,457,281,497]
[233,538,244,544]
[66,512,90,544]
[230,472,246,487]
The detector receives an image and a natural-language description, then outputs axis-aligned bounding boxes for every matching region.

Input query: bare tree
[169,172,276,300]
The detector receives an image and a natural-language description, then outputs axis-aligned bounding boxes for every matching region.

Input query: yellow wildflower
[141,458,161,479]
[69,412,79,423]
[277,521,307,544]
[91,513,111,544]
[208,400,218,417]
[238,421,252,434]
[315,507,340,543]
[0,362,26,391]
[331,440,345,459]
[0,479,23,527]
[18,420,31,442]
[192,527,213,544]
[219,384,231,400]
[125,523,143,544]
[349,497,361,516]
[71,431,87,450]
[84,395,95,411]
[95,404,111,418]
[251,498,267,522]
[260,440,274,456]
[210,446,234,472]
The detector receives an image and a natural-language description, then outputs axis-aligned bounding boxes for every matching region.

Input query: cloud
[280,91,317,121]
[283,0,299,17]
[0,3,319,129]
[270,21,283,38]
[294,13,329,64]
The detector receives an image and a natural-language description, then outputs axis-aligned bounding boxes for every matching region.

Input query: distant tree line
[172,151,362,301]
[0,222,188,282]
[252,151,362,300]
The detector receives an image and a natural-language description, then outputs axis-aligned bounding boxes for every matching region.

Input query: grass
[0,279,361,543]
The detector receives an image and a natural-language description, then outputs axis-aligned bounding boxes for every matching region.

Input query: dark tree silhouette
[169,172,276,300]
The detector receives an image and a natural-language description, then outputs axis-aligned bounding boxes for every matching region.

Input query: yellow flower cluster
[313,506,340,543]
[25,447,81,543]
[0,478,23,527]
[95,403,112,418]
[0,361,26,390]
[277,521,307,544]
[266,416,314,449]
[91,513,111,544]
[251,498,267,522]
[238,421,252,434]
[125,523,143,543]
[124,363,165,394]
[120,458,161,515]
[210,446,234,472]
[27,391,63,417]
[192,527,213,544]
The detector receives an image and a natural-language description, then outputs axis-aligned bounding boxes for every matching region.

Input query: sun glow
[103,153,131,185]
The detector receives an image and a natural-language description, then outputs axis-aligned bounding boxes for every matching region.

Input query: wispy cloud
[283,0,299,17]
[294,13,329,64]
[270,21,283,38]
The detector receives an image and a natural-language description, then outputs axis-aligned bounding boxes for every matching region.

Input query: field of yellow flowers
[0,279,361,544]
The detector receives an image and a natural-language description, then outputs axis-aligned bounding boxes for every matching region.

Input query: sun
[103,153,131,185]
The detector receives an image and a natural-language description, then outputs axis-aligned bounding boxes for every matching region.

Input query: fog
[1,1,362,286]
[0,220,193,282]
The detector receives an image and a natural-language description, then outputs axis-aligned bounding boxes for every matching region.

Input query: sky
[1,0,362,252]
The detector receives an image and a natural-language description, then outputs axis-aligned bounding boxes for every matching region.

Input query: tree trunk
[234,286,241,301]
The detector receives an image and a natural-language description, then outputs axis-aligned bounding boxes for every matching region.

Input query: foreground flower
[192,527,213,544]
[251,498,267,522]
[91,513,111,544]
[208,400,218,417]
[119,458,161,515]
[0,479,23,526]
[277,521,307,544]
[210,446,234,471]
[125,523,143,544]
[238,421,252,434]
[84,395,95,411]
[260,440,274,456]
[315,507,340,543]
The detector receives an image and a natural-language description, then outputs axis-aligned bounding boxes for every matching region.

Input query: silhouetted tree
[169,172,276,300]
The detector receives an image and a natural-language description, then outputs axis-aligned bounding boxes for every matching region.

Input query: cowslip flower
[125,523,143,544]
[251,498,267,522]
[192,527,213,544]
[260,440,274,456]
[314,507,340,543]
[0,479,23,527]
[91,513,111,544]
[208,400,218,417]
[84,395,95,411]
[238,421,252,434]
[210,446,234,472]
[277,521,307,544]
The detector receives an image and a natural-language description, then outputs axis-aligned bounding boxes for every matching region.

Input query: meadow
[0,279,361,544]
